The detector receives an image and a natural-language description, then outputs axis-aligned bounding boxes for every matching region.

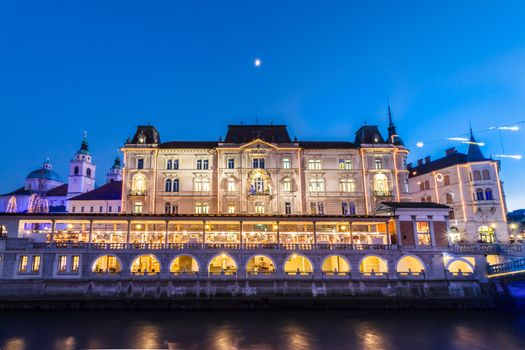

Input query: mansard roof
[159,141,219,149]
[69,181,122,201]
[354,125,386,146]
[130,125,161,145]
[298,141,357,149]
[224,124,291,143]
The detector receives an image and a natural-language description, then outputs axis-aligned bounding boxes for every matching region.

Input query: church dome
[26,160,63,182]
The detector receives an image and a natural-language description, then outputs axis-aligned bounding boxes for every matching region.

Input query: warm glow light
[340,225,347,231]
[462,141,485,146]
[494,154,522,160]
[416,142,424,148]
[136,224,142,230]
[221,253,226,258]
[205,224,210,230]
[67,223,73,229]
[272,224,278,230]
[292,254,297,258]
[447,137,469,141]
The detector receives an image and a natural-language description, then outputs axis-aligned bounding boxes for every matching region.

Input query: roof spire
[386,101,404,146]
[78,130,90,155]
[387,98,394,127]
[467,123,486,161]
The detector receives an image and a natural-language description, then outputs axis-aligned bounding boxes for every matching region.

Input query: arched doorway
[396,255,425,275]
[92,255,122,274]
[359,255,388,276]
[321,255,350,275]
[170,255,199,275]
[131,254,160,275]
[284,254,313,275]
[208,254,237,275]
[246,255,275,275]
[447,259,474,276]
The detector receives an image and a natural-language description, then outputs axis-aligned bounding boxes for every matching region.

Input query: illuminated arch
[446,258,474,275]
[132,174,146,192]
[284,254,313,275]
[322,255,350,274]
[373,173,388,193]
[130,254,161,275]
[169,255,200,274]
[245,255,276,275]
[396,255,425,274]
[92,254,122,274]
[208,254,238,275]
[359,255,388,274]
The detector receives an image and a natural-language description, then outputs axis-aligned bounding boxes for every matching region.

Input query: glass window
[196,159,202,169]
[173,159,179,169]
[482,169,490,180]
[165,202,171,214]
[473,170,481,180]
[339,159,352,170]
[308,179,325,192]
[166,159,172,170]
[80,207,85,213]
[424,180,430,190]
[283,178,292,192]
[165,179,172,192]
[253,158,265,169]
[485,188,493,200]
[134,202,143,214]
[308,160,322,170]
[137,158,144,169]
[227,158,235,169]
[446,192,453,204]
[374,158,382,169]
[444,175,450,185]
[195,203,209,214]
[255,203,265,214]
[19,255,28,273]
[227,179,235,192]
[195,178,209,191]
[90,206,94,213]
[71,256,80,272]
[31,256,40,272]
[342,202,356,215]
[282,158,291,169]
[373,174,389,194]
[58,255,68,273]
[203,159,209,169]
[416,221,431,246]
[108,206,112,213]
[99,206,103,213]
[339,178,356,192]
[476,188,484,201]
[173,179,179,192]
[228,205,236,214]
[172,204,179,214]
[285,202,292,214]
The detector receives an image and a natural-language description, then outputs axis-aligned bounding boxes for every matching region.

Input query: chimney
[424,156,431,164]
[445,147,456,156]
[417,159,423,166]
[407,163,413,170]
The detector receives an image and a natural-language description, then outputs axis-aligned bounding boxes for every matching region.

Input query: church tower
[67,132,96,198]
[106,154,123,183]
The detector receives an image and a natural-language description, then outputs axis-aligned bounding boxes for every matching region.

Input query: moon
[254,58,262,67]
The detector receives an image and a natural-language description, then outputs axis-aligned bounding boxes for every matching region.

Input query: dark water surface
[0,309,524,350]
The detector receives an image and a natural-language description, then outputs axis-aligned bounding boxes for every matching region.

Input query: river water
[0,309,524,350]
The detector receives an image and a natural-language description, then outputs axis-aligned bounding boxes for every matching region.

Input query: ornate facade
[121,120,411,216]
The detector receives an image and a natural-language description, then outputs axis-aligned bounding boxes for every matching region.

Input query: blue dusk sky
[0,1,524,209]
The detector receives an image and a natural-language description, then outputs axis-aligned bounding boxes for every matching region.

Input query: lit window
[342,202,356,215]
[195,203,209,214]
[18,255,28,273]
[339,178,356,192]
[283,178,292,192]
[132,174,146,193]
[228,205,236,214]
[373,174,389,195]
[134,202,143,214]
[253,158,265,169]
[58,255,68,273]
[339,159,352,170]
[282,158,291,169]
[227,158,235,169]
[416,221,431,246]
[165,202,171,214]
[308,179,325,192]
[31,256,40,272]
[195,178,210,191]
[308,160,322,170]
[310,202,325,215]
[255,203,265,214]
[227,179,236,192]
[71,256,80,272]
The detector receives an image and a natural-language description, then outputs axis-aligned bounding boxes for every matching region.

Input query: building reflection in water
[53,336,76,350]
[281,323,314,350]
[3,337,26,350]
[129,322,162,349]
[355,322,389,350]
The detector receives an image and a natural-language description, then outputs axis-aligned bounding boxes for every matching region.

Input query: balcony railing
[129,190,147,196]
[373,190,393,197]
[453,243,524,255]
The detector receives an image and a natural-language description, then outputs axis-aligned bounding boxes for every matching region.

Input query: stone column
[126,220,131,245]
[164,220,169,247]
[428,215,436,247]
[239,220,243,248]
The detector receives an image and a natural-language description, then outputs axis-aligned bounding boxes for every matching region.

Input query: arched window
[86,168,91,177]
[421,197,426,202]
[448,259,474,275]
[246,255,275,275]
[419,182,425,191]
[373,174,389,194]
[131,254,160,275]
[482,169,490,180]
[444,175,450,185]
[426,196,432,203]
[74,166,79,175]
[322,255,350,275]
[485,188,493,200]
[283,178,292,192]
[284,254,313,275]
[397,256,425,275]
[473,170,481,180]
[132,174,146,194]
[476,188,484,201]
[359,256,388,275]
[170,255,199,275]
[208,254,237,275]
[92,255,122,274]
[445,192,453,204]
[173,179,179,192]
[165,179,172,192]
[254,176,265,193]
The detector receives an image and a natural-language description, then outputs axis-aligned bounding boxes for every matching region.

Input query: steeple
[467,124,486,161]
[386,102,404,146]
[78,131,90,156]
[106,153,123,183]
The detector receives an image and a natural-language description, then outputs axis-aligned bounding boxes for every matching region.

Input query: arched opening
[359,255,388,276]
[322,255,350,275]
[373,173,389,195]
[165,179,172,192]
[86,168,92,177]
[246,255,275,275]
[132,174,146,193]
[482,169,490,180]
[447,259,474,276]
[131,254,160,275]
[475,188,484,201]
[485,188,493,200]
[445,192,453,204]
[473,170,481,180]
[92,255,122,274]
[284,254,313,275]
[396,256,425,276]
[208,254,237,275]
[170,255,199,275]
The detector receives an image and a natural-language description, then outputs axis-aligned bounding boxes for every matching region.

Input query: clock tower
[67,132,96,198]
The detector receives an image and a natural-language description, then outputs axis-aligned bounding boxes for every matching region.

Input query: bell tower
[67,131,96,198]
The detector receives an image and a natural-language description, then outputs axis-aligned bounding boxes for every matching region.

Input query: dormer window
[137,131,146,144]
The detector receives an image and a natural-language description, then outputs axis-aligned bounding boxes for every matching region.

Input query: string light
[494,154,522,160]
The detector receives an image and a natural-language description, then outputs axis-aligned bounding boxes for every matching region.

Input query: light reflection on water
[0,310,524,350]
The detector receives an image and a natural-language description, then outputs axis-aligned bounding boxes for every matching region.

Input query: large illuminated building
[121,113,411,216]
[408,128,509,243]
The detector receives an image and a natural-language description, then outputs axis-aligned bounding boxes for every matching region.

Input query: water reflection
[0,310,524,350]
